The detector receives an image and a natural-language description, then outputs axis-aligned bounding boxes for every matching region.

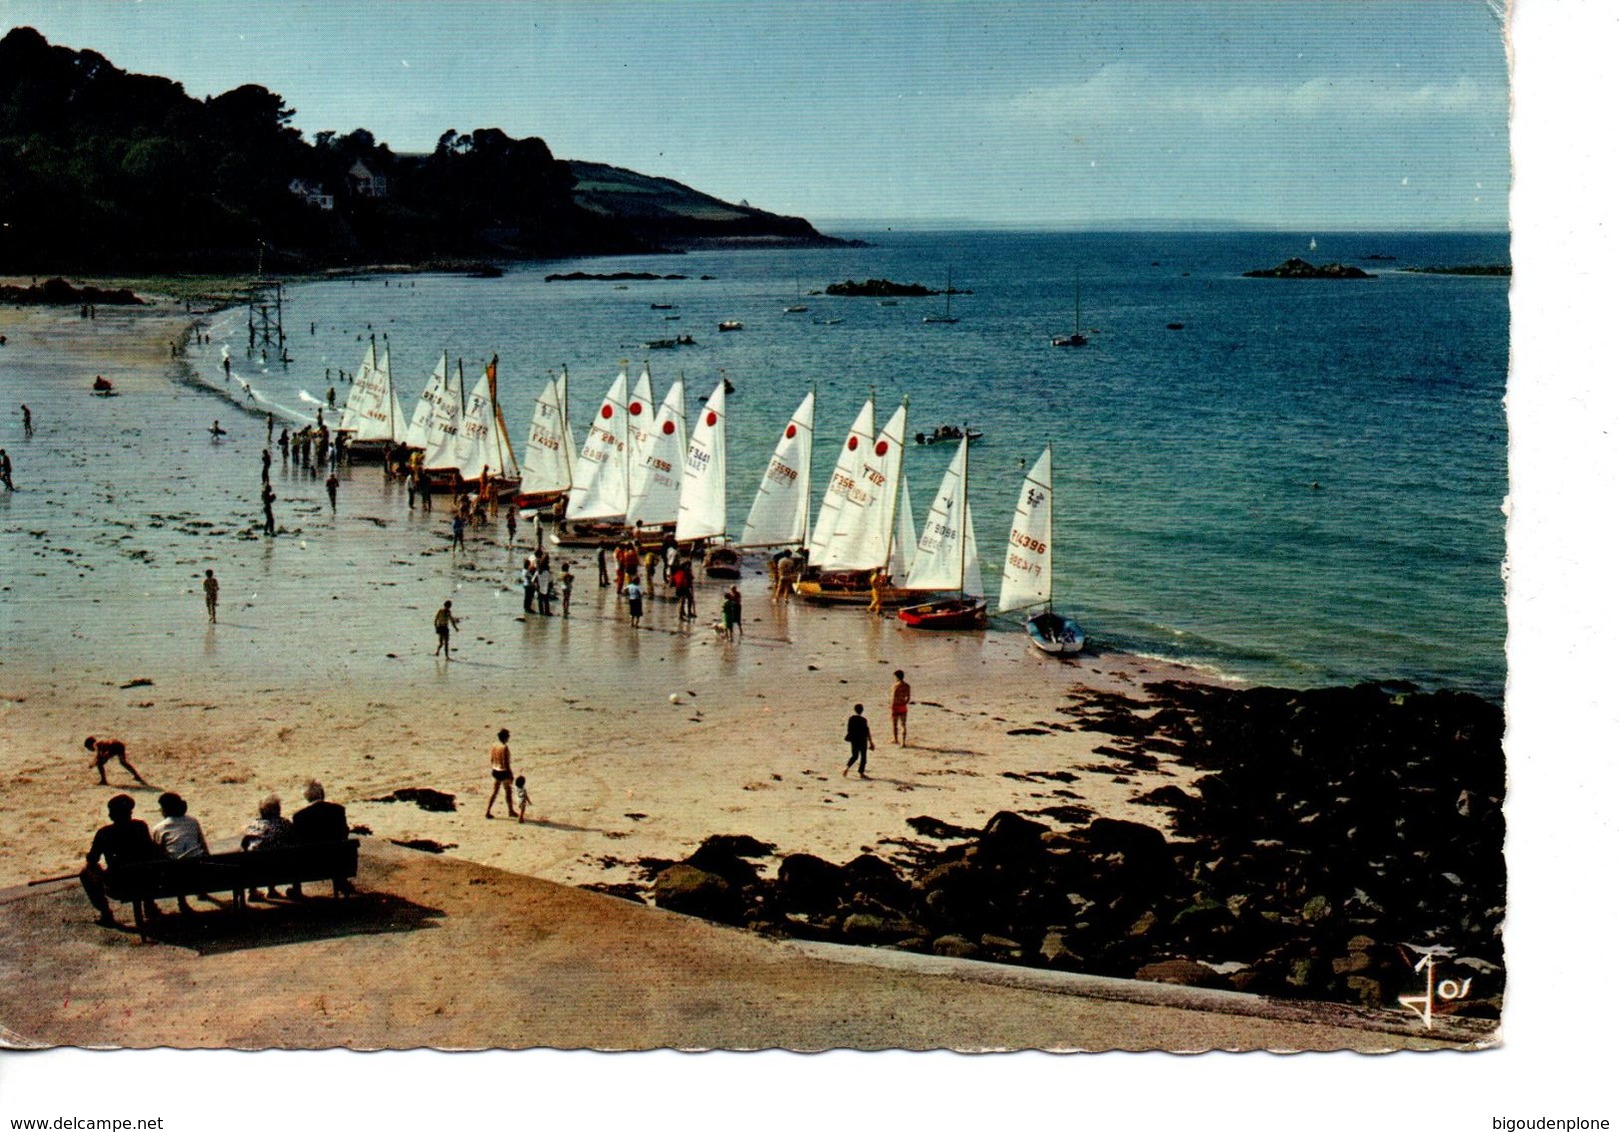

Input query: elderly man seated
[288,780,354,898]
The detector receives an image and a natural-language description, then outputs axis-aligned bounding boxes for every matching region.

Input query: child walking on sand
[515,775,531,824]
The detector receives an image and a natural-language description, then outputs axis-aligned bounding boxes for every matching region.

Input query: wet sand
[1,301,1229,900]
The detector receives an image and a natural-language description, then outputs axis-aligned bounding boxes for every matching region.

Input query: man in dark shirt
[80,794,161,927]
[843,703,874,779]
[289,779,354,898]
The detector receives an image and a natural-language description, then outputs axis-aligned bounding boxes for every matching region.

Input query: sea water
[204,229,1508,697]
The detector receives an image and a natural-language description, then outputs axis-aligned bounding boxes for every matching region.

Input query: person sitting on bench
[289,780,354,898]
[241,794,293,902]
[80,794,162,929]
[151,791,209,914]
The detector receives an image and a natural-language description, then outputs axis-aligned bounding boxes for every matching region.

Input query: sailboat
[784,278,808,314]
[336,337,406,458]
[451,355,521,495]
[675,381,730,573]
[922,269,959,324]
[553,366,635,546]
[418,355,468,487]
[896,435,987,629]
[795,399,918,605]
[998,445,1084,655]
[739,389,816,551]
[1051,275,1089,347]
[515,368,576,515]
[624,372,688,534]
[404,352,456,452]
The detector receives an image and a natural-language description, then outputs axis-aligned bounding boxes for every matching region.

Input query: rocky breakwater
[638,681,1504,1022]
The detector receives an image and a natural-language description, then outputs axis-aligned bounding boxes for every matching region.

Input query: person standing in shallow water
[434,600,459,658]
[325,472,339,513]
[486,728,518,819]
[261,482,276,536]
[21,404,32,437]
[203,569,219,623]
[843,704,873,779]
[624,577,644,628]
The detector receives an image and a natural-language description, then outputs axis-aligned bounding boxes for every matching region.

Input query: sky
[1,0,1509,230]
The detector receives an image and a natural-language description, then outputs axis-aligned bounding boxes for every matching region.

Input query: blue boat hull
[1026,612,1084,656]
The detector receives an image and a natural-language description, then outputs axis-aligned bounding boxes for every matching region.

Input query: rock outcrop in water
[1243,258,1376,279]
[638,681,1505,1020]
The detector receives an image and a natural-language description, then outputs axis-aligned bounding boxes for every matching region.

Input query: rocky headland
[0,277,146,306]
[634,680,1505,1022]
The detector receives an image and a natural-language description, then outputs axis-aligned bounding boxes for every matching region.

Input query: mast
[959,426,969,595]
[802,383,816,546]
[880,391,908,576]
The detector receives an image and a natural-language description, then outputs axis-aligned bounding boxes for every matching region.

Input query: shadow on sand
[123,888,445,956]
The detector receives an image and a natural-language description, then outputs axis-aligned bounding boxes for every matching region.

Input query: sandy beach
[0,299,1224,902]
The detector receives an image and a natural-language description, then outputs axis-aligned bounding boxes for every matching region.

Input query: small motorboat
[1026,610,1085,656]
[92,376,116,396]
[896,596,988,631]
[703,544,742,579]
[718,320,744,332]
[915,425,983,445]
[651,303,676,310]
[783,305,808,314]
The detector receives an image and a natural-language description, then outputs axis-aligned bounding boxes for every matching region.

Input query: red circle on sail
[875,440,889,457]
[662,421,676,435]
[705,411,718,427]
[785,424,797,439]
[629,401,643,416]
[601,405,614,419]
[847,436,859,451]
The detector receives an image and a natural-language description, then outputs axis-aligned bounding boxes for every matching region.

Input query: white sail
[405,352,452,449]
[905,437,972,591]
[806,399,874,566]
[823,400,906,572]
[455,361,518,480]
[569,369,632,520]
[962,500,983,597]
[377,345,405,440]
[625,365,656,482]
[740,389,816,548]
[419,357,467,471]
[519,373,573,497]
[675,381,728,542]
[998,446,1054,613]
[338,340,401,441]
[558,370,579,491]
[887,474,917,579]
[626,375,687,527]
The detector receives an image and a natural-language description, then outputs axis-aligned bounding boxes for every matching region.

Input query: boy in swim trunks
[890,670,912,747]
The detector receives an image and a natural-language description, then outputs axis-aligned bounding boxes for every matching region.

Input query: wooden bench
[103,840,360,937]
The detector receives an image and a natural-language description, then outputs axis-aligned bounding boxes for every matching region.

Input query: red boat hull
[896,598,988,630]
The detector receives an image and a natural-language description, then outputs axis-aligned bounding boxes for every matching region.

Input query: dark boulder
[775,852,844,912]
[652,863,743,924]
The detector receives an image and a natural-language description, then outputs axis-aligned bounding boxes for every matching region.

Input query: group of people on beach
[80,778,352,929]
